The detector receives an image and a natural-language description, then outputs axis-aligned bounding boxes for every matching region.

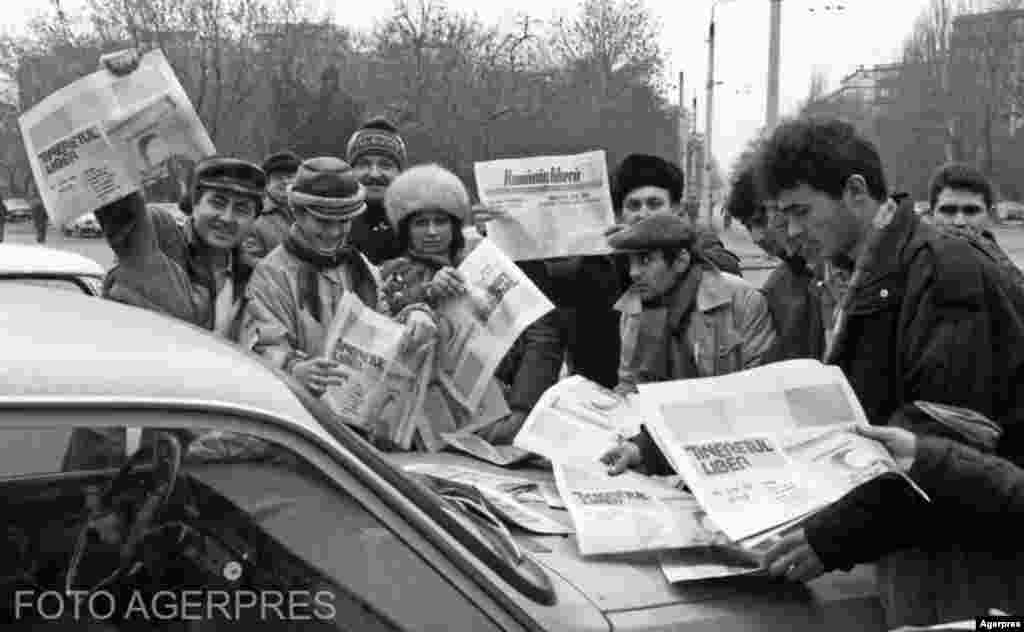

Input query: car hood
[390,452,886,631]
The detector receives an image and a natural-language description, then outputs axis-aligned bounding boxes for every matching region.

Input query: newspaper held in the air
[554,459,731,557]
[403,463,573,535]
[473,150,615,261]
[322,293,431,448]
[637,359,928,542]
[435,238,554,411]
[513,375,644,464]
[19,50,215,227]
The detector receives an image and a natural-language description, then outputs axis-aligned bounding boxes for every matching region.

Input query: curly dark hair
[928,162,995,210]
[725,163,761,223]
[756,117,888,202]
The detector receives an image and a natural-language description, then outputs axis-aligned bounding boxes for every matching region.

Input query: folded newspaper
[19,50,215,227]
[553,459,732,556]
[322,293,432,449]
[435,238,554,412]
[637,359,929,542]
[403,463,572,535]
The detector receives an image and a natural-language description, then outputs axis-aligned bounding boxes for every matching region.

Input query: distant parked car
[62,211,102,238]
[3,197,32,221]
[996,200,1024,221]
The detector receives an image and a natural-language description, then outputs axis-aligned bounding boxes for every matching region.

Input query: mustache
[360,175,391,187]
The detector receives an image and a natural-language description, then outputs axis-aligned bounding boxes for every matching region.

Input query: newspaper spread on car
[513,375,644,464]
[637,359,927,542]
[553,459,731,557]
[435,238,554,411]
[440,432,533,467]
[658,548,763,583]
[322,293,430,448]
[473,150,616,261]
[19,49,215,227]
[403,463,573,535]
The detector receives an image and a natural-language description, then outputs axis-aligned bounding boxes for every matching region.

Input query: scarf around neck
[283,226,377,322]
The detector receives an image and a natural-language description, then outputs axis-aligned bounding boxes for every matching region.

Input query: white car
[0,243,104,295]
[0,285,886,630]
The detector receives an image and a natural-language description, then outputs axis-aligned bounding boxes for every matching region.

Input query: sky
[2,0,931,171]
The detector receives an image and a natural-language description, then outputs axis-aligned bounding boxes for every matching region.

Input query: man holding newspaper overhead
[242,157,437,397]
[750,117,1024,628]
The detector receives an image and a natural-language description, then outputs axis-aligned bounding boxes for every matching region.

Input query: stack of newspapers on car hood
[512,359,928,583]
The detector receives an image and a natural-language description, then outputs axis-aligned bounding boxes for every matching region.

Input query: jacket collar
[847,198,918,287]
[615,264,732,323]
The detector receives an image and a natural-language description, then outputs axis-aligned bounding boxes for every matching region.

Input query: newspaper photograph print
[474,150,616,261]
[105,93,208,185]
[436,239,554,410]
[20,50,215,226]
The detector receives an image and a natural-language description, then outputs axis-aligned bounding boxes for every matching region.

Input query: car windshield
[279,372,556,605]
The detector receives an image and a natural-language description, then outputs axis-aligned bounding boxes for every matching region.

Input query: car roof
[0,285,318,432]
[0,243,105,278]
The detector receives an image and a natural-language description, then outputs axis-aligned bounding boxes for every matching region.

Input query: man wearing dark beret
[241,150,302,267]
[606,212,775,393]
[600,212,776,474]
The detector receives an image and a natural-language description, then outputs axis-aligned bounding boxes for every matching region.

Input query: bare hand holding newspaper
[19,50,215,227]
[473,150,615,261]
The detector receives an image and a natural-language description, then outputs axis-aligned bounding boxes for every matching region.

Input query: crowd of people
[53,50,1024,629]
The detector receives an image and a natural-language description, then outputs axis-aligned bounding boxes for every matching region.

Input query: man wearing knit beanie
[243,156,436,398]
[241,150,302,267]
[346,116,408,264]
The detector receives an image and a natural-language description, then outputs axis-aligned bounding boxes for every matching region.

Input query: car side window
[0,425,503,632]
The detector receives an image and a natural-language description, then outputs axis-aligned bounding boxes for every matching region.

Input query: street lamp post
[766,0,782,130]
[705,0,733,227]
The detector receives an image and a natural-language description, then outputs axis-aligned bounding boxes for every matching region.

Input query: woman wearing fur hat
[379,165,564,445]
[243,157,437,398]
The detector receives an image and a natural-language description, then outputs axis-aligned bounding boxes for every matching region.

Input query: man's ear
[842,174,871,208]
[672,249,691,275]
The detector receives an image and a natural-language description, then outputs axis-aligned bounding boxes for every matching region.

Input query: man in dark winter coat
[725,162,826,362]
[346,117,406,265]
[754,117,1024,628]
[241,150,302,267]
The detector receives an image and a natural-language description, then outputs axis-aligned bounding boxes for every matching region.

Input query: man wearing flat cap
[97,156,266,339]
[241,150,302,268]
[600,212,776,475]
[243,157,437,397]
[607,212,775,394]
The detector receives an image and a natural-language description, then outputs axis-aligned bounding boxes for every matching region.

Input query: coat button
[880,289,889,298]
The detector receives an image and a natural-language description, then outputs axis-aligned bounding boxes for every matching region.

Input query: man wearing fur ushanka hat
[243,157,437,397]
